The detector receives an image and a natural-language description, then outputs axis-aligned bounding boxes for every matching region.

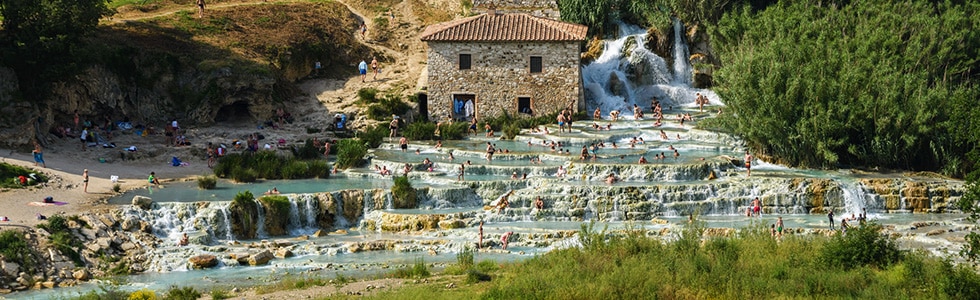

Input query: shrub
[820,222,902,269]
[164,286,201,300]
[230,168,258,183]
[291,139,321,160]
[307,160,331,178]
[365,94,413,121]
[127,289,157,300]
[391,175,417,209]
[197,175,217,189]
[439,122,469,140]
[209,288,231,300]
[502,123,520,140]
[280,160,310,179]
[403,121,436,140]
[336,139,368,169]
[112,183,121,193]
[357,125,388,148]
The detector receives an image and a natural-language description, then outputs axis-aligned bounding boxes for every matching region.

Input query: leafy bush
[403,121,436,140]
[708,1,980,175]
[365,94,413,121]
[391,175,417,209]
[197,175,217,190]
[357,125,388,148]
[307,160,331,178]
[502,123,520,140]
[439,122,469,140]
[281,160,310,179]
[336,139,368,169]
[127,289,157,300]
[820,222,902,270]
[230,168,258,183]
[164,286,201,300]
[291,139,322,160]
[209,288,231,300]
[112,183,121,193]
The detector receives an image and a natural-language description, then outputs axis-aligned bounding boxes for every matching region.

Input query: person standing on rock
[370,57,380,81]
[501,231,513,250]
[828,209,835,230]
[358,60,368,82]
[752,197,762,218]
[390,117,400,138]
[478,221,484,249]
[744,151,753,177]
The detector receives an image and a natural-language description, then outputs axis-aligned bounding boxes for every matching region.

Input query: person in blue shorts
[33,141,45,168]
[358,60,368,82]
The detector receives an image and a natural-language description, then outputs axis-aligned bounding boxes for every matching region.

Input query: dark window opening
[530,56,542,73]
[518,97,533,115]
[459,54,471,70]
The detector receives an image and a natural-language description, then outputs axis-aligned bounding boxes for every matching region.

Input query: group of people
[357,57,381,83]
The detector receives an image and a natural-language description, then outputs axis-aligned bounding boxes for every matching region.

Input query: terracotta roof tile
[420,13,588,42]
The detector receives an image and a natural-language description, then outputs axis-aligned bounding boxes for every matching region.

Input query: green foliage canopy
[706,1,980,174]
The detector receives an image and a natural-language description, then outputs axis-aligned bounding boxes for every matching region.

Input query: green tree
[705,1,980,174]
[0,0,114,95]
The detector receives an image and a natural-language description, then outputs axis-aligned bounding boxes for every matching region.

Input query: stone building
[420,11,587,121]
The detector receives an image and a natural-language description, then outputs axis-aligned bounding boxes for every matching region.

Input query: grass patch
[37,215,85,266]
[208,287,231,300]
[390,257,430,279]
[0,162,48,188]
[0,230,35,272]
[255,276,328,295]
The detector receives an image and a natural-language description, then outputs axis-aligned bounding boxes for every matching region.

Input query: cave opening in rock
[214,101,252,123]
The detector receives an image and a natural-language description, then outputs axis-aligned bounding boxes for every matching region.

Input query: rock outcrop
[188,254,219,269]
[248,250,274,266]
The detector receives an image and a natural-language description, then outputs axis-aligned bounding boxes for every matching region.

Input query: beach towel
[28,201,69,206]
[172,156,182,167]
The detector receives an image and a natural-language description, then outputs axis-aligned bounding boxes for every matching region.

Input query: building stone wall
[472,0,560,19]
[426,41,581,121]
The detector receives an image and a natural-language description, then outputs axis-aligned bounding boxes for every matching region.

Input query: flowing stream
[15,22,970,299]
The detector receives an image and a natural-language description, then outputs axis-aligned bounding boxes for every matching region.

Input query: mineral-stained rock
[132,196,154,210]
[274,248,294,258]
[189,254,219,269]
[248,250,274,266]
[1,261,20,277]
[73,269,90,281]
[312,230,327,237]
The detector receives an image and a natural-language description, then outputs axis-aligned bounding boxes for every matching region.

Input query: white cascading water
[582,20,722,117]
[840,181,870,217]
[255,200,268,238]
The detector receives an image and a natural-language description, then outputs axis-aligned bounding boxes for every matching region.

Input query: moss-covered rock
[258,195,291,236]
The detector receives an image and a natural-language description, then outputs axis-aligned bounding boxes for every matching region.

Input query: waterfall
[671,18,691,85]
[255,200,268,238]
[840,181,869,217]
[288,196,302,235]
[335,194,350,228]
[220,207,234,240]
[581,21,723,115]
[305,195,318,229]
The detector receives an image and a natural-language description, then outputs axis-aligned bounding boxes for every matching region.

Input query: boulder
[1,261,20,276]
[274,248,294,258]
[229,253,251,265]
[312,230,327,237]
[73,269,90,281]
[189,254,219,269]
[41,281,55,289]
[120,216,140,232]
[248,250,274,266]
[132,196,154,210]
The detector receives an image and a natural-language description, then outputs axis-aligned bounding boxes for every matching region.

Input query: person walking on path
[32,141,45,168]
[82,169,90,193]
[370,57,380,80]
[358,60,368,82]
[197,0,205,18]
[359,22,367,39]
